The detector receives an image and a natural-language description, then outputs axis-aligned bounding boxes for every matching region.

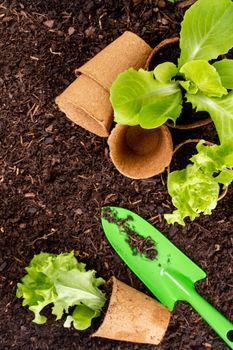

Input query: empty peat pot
[108,124,173,179]
[144,37,212,130]
[92,277,171,345]
[56,31,152,137]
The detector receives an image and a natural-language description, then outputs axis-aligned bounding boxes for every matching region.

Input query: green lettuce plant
[110,0,233,225]
[16,251,106,330]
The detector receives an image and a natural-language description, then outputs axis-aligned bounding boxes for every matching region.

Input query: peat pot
[108,124,173,179]
[92,277,171,345]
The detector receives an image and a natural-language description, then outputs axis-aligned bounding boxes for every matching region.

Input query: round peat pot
[108,124,173,179]
[167,139,228,200]
[144,37,212,130]
[92,277,171,345]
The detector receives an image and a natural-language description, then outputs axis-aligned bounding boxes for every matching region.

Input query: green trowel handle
[188,288,233,349]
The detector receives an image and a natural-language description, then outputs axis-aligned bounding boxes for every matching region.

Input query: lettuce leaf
[213,60,233,89]
[214,169,233,187]
[179,0,233,67]
[138,92,182,128]
[191,141,233,175]
[153,62,178,83]
[110,68,182,128]
[179,60,227,97]
[64,305,99,330]
[186,91,233,144]
[179,80,198,95]
[16,252,106,330]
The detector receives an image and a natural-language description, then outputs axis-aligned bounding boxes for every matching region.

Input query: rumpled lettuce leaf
[16,252,106,330]
[191,140,233,175]
[165,141,233,225]
[164,164,220,225]
[179,60,227,97]
[110,68,182,128]
[179,0,233,67]
[213,60,233,89]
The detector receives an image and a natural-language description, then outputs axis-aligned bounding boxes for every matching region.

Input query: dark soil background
[0,0,232,349]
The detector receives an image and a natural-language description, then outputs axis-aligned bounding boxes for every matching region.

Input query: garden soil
[0,1,232,349]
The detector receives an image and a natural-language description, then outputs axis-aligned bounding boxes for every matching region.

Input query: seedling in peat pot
[110,0,233,225]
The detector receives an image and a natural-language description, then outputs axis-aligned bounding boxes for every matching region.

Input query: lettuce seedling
[16,251,106,330]
[164,141,233,225]
[110,0,233,225]
[110,0,233,129]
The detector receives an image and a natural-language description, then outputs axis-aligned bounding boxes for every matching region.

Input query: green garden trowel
[101,206,233,349]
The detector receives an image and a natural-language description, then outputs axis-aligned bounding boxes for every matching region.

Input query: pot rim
[108,124,173,179]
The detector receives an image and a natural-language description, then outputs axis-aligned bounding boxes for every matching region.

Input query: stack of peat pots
[56,31,151,138]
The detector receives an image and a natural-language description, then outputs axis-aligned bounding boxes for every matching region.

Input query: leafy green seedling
[110,0,233,225]
[16,251,106,330]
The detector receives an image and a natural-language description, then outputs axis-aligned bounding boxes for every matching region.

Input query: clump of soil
[125,228,157,260]
[102,207,158,260]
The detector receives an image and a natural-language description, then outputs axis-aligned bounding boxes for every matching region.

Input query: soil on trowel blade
[102,207,158,260]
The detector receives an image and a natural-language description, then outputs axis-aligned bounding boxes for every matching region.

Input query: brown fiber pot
[108,124,173,179]
[144,37,212,130]
[92,277,171,345]
[56,31,152,137]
